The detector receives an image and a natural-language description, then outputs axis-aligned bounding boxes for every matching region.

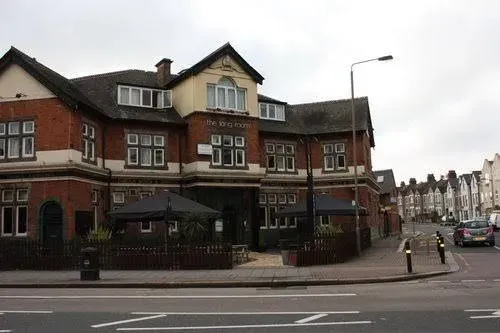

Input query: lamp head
[377,55,393,61]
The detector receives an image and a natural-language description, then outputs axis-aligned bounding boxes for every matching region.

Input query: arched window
[207,77,247,111]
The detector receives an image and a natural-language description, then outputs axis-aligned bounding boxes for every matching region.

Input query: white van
[489,212,500,231]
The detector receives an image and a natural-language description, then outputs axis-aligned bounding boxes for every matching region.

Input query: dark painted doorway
[41,202,63,242]
[75,211,93,238]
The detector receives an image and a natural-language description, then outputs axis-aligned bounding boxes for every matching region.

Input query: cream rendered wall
[172,55,259,118]
[0,64,56,101]
[171,75,194,118]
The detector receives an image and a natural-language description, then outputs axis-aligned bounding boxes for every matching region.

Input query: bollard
[439,236,445,264]
[436,231,441,252]
[405,240,413,273]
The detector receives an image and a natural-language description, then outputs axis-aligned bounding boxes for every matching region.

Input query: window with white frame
[140,221,152,233]
[259,103,285,121]
[112,192,125,204]
[1,189,29,236]
[127,133,165,167]
[259,193,297,229]
[0,120,35,160]
[266,142,295,172]
[118,85,172,109]
[169,220,179,233]
[82,123,96,162]
[139,191,153,199]
[211,134,245,167]
[323,142,346,171]
[207,77,247,112]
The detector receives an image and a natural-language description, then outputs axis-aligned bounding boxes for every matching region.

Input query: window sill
[82,158,98,166]
[322,168,348,174]
[0,156,37,163]
[124,164,169,170]
[265,170,299,175]
[209,165,249,170]
[206,107,249,115]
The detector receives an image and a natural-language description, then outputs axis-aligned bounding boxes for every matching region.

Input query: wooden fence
[295,228,371,266]
[0,239,232,270]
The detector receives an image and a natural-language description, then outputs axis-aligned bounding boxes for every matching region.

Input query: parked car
[453,219,495,247]
[440,215,457,226]
[488,212,500,231]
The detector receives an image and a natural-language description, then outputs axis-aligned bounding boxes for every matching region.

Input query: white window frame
[2,190,13,202]
[154,135,164,147]
[7,137,20,158]
[127,147,139,165]
[154,149,165,166]
[211,135,221,146]
[112,192,125,204]
[139,191,152,199]
[118,85,172,108]
[23,121,34,134]
[140,221,152,233]
[235,149,245,167]
[324,155,335,171]
[259,194,267,204]
[258,103,285,121]
[288,194,297,204]
[288,217,297,228]
[259,206,268,230]
[22,136,34,158]
[16,189,28,202]
[268,193,277,204]
[269,206,278,229]
[278,194,287,204]
[235,136,245,147]
[212,147,222,166]
[169,221,179,233]
[127,134,138,145]
[16,205,28,236]
[0,123,5,135]
[1,206,14,236]
[206,79,247,112]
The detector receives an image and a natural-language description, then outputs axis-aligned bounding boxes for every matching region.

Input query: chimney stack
[427,174,436,183]
[400,181,406,187]
[447,170,457,179]
[156,58,173,87]
[409,178,417,185]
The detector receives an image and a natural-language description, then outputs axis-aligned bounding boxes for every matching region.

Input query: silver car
[453,219,495,247]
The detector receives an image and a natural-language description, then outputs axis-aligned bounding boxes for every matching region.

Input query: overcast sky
[2,0,500,184]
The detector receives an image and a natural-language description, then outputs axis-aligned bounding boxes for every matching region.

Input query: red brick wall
[0,98,73,151]
[184,113,259,164]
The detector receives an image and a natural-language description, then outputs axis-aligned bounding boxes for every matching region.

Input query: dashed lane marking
[0,310,53,314]
[461,279,486,282]
[92,315,167,328]
[132,311,360,315]
[295,313,329,324]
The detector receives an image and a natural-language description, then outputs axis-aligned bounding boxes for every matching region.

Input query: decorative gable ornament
[222,55,233,71]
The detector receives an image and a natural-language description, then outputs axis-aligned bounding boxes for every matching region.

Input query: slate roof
[416,182,431,194]
[0,47,100,113]
[462,173,472,185]
[259,97,375,146]
[166,43,264,88]
[435,179,448,193]
[258,93,286,105]
[72,70,185,124]
[472,171,481,183]
[373,169,396,195]
[448,178,459,189]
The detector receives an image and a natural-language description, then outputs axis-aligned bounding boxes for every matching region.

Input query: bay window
[207,77,247,112]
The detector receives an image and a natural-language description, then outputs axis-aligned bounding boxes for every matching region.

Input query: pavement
[0,232,457,288]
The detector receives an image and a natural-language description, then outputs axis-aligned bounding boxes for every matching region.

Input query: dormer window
[259,103,285,121]
[207,77,247,112]
[118,85,172,108]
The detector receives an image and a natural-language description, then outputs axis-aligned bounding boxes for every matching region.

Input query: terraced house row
[0,43,381,247]
[397,155,500,223]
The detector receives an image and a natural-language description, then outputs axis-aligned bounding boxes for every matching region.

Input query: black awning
[108,190,221,221]
[276,194,367,217]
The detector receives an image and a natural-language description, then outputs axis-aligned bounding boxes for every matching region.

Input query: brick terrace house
[0,43,381,248]
[373,169,398,236]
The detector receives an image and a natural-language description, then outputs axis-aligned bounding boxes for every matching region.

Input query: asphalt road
[0,282,499,332]
[411,222,500,282]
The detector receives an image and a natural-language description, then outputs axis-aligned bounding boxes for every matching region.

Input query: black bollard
[439,236,445,264]
[436,231,441,252]
[405,240,413,273]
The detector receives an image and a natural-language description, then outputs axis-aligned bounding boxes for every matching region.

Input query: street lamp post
[351,55,393,256]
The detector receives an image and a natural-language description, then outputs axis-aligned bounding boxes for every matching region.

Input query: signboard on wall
[197,144,213,155]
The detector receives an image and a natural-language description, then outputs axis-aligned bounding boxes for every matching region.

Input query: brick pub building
[0,43,381,248]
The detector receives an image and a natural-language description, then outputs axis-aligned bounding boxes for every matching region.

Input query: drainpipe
[102,123,112,213]
[178,128,184,196]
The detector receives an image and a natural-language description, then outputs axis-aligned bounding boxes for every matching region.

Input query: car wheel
[454,239,458,246]
[489,242,495,247]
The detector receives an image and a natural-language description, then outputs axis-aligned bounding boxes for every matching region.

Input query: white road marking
[0,330,12,332]
[0,293,356,300]
[131,311,360,315]
[461,279,486,282]
[295,313,328,324]
[0,310,53,314]
[91,315,167,328]
[465,309,500,319]
[465,309,500,312]
[494,279,500,282]
[494,246,500,251]
[117,321,373,331]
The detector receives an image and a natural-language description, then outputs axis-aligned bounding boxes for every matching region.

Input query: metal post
[351,69,361,256]
[405,240,412,273]
[439,236,445,264]
[436,231,441,252]
[164,197,172,253]
[305,137,315,237]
